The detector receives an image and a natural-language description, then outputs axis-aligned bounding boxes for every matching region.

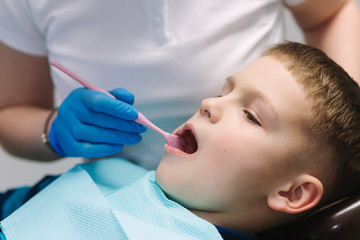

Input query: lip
[176,123,196,137]
[164,123,198,156]
[164,144,190,156]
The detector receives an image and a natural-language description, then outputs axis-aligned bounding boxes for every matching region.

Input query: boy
[1,42,360,239]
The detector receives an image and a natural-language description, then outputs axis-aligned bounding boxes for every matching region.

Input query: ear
[267,174,323,214]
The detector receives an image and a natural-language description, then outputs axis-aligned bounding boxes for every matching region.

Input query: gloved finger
[109,88,135,105]
[79,89,138,120]
[57,108,142,145]
[70,123,143,145]
[56,127,124,158]
[74,107,146,133]
[59,89,145,133]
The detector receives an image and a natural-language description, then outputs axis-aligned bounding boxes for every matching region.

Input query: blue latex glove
[48,88,146,158]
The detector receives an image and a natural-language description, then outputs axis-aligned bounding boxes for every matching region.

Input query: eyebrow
[227,76,279,122]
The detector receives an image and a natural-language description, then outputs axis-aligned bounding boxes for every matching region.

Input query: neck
[189,202,285,234]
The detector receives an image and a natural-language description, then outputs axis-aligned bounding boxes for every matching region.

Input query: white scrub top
[0,0,304,168]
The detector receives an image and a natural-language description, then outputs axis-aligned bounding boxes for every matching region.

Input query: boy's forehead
[229,56,310,125]
[229,57,292,87]
[238,56,284,76]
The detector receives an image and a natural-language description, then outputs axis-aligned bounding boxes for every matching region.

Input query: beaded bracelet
[41,107,58,153]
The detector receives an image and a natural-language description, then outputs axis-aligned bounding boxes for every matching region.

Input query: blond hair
[263,42,360,204]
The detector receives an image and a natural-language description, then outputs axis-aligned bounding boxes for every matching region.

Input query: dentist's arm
[287,0,360,83]
[0,41,57,160]
[0,42,146,161]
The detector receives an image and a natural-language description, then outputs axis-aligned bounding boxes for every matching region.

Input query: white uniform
[0,0,304,168]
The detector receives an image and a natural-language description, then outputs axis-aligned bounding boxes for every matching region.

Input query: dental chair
[256,190,360,240]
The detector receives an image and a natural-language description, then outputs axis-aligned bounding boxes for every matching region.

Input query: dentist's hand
[48,88,146,158]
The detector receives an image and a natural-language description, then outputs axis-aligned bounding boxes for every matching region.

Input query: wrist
[41,108,65,156]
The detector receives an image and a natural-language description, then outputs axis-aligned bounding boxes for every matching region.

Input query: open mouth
[177,128,198,154]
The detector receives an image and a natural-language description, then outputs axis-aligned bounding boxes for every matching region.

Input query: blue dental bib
[1,159,223,240]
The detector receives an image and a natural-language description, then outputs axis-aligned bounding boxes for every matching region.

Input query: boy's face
[156,57,310,216]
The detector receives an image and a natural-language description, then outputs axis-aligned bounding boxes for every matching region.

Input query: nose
[199,97,222,123]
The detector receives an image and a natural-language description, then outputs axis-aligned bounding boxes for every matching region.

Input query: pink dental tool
[50,61,186,151]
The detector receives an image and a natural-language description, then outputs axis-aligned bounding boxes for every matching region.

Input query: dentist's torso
[0,0,291,168]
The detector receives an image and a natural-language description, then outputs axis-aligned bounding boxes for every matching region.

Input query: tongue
[183,130,198,154]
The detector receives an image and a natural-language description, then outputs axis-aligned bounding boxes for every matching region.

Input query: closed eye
[244,110,261,126]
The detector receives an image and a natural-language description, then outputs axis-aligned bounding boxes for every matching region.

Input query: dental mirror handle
[49,61,181,144]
